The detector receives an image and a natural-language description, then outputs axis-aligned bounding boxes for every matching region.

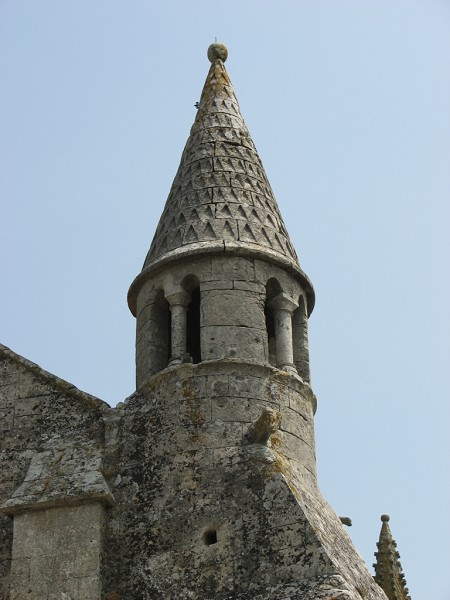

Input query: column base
[169,354,193,366]
[276,363,297,375]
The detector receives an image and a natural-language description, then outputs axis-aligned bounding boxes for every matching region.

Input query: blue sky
[1,2,449,598]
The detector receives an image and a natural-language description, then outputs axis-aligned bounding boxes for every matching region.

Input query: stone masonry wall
[102,360,386,599]
[102,360,318,598]
[0,347,387,599]
[0,347,108,599]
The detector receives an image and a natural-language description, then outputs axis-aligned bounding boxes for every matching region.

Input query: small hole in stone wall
[203,528,218,545]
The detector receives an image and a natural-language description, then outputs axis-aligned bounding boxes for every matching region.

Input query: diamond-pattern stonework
[143,58,299,272]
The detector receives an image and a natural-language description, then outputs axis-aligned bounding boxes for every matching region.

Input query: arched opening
[292,294,310,383]
[182,275,201,364]
[264,304,276,366]
[187,286,201,363]
[265,278,282,366]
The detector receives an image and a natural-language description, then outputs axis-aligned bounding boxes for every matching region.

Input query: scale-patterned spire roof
[141,43,310,285]
[373,515,411,600]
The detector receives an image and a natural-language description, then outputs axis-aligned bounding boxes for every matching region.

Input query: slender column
[166,291,191,365]
[293,296,311,383]
[267,293,298,374]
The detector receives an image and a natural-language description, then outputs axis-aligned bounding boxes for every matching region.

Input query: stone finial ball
[381,514,390,522]
[208,43,228,63]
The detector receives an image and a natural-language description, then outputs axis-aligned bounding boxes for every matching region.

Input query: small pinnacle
[374,514,410,599]
[208,43,228,63]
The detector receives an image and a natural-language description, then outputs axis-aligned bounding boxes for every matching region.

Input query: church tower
[128,41,314,389]
[115,43,388,599]
[1,43,409,600]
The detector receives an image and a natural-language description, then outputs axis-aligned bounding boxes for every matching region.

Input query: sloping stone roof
[144,45,299,271]
[373,515,411,600]
[0,343,109,412]
[128,44,314,315]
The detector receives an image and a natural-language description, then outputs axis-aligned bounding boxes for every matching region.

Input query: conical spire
[373,515,411,600]
[128,43,313,315]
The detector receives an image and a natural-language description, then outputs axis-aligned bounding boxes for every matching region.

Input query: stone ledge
[137,358,314,393]
[128,245,314,317]
[0,446,115,516]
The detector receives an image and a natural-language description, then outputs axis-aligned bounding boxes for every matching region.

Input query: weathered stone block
[289,458,318,491]
[233,279,265,293]
[0,407,14,430]
[212,186,254,206]
[213,156,247,175]
[214,142,256,162]
[254,259,300,297]
[201,289,264,328]
[200,280,233,291]
[181,158,214,179]
[227,372,268,399]
[205,374,229,397]
[278,430,316,476]
[14,395,49,418]
[10,504,104,599]
[160,421,245,455]
[0,383,18,407]
[207,256,255,282]
[212,397,279,423]
[280,406,315,448]
[77,575,102,599]
[181,143,215,166]
[289,387,313,419]
[16,373,49,400]
[201,325,267,362]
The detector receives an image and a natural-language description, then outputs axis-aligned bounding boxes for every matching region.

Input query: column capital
[267,292,298,314]
[166,290,191,308]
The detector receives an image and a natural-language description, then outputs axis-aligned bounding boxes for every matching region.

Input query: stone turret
[112,44,389,599]
[374,515,411,600]
[128,43,314,388]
